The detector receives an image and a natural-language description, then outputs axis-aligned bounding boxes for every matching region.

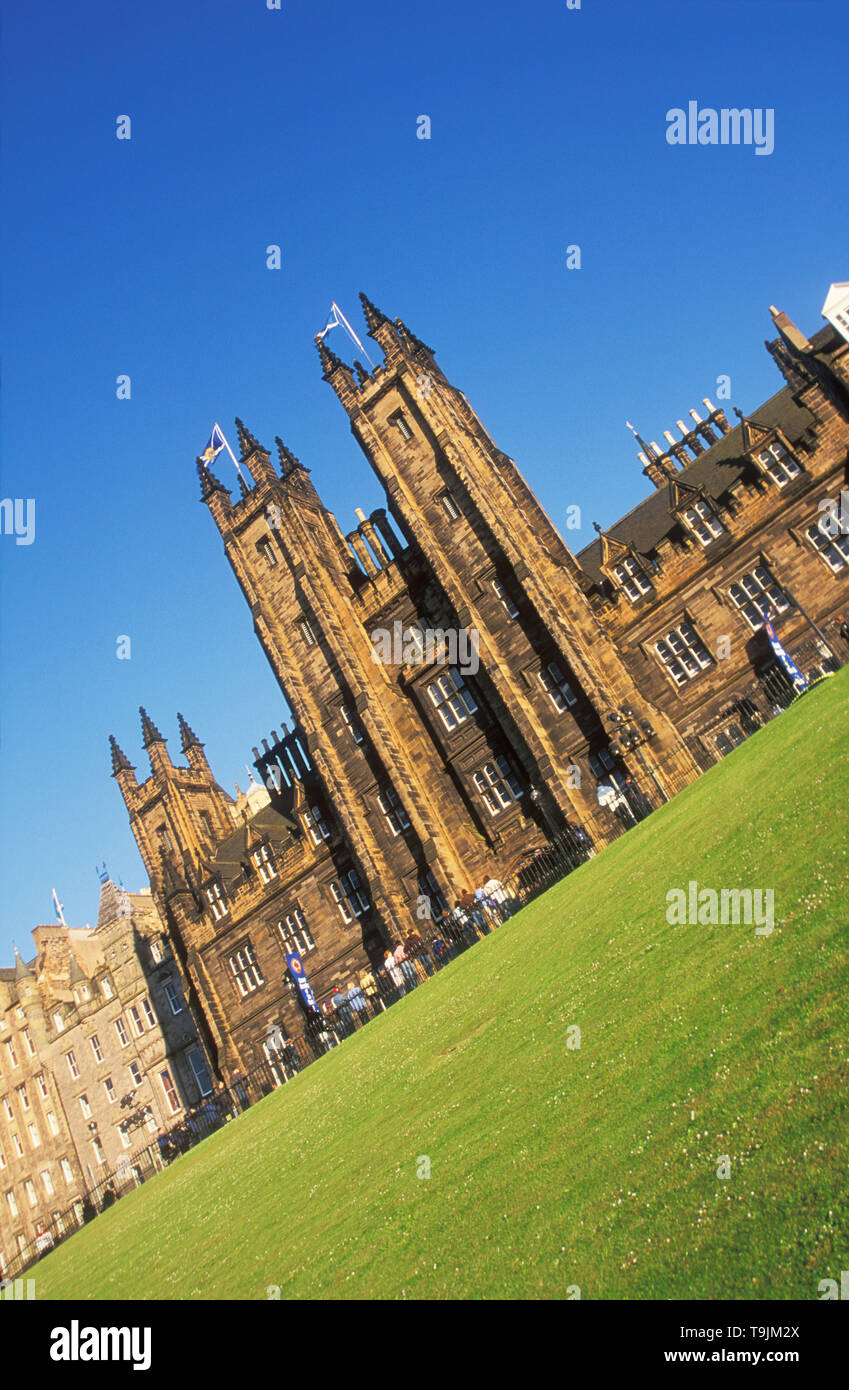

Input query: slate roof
[211,803,299,889]
[576,384,819,587]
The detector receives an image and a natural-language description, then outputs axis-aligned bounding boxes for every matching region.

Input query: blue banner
[286,952,318,1012]
[764,617,807,692]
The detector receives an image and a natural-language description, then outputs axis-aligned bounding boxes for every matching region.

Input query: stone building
[0,881,213,1272]
[110,289,848,1079]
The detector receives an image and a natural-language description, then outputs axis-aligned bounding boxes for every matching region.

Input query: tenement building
[0,881,213,1271]
[109,290,849,1079]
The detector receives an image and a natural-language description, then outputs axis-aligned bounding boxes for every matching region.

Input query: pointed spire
[315,334,346,378]
[625,421,658,459]
[235,417,266,462]
[140,706,165,748]
[109,734,134,776]
[13,945,33,980]
[177,712,202,754]
[394,318,434,356]
[352,360,371,387]
[196,456,229,502]
[359,291,390,334]
[275,437,309,476]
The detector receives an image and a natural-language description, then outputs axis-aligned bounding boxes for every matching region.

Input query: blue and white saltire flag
[201,423,227,465]
[316,301,375,365]
[763,616,808,693]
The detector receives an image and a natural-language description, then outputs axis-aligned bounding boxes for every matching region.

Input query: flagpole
[332,303,375,367]
[214,422,247,483]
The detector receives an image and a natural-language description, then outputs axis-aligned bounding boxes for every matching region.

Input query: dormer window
[681,499,725,545]
[390,410,413,442]
[612,556,654,603]
[252,843,278,884]
[755,440,801,487]
[206,881,228,921]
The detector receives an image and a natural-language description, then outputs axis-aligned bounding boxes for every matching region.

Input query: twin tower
[112,294,697,1008]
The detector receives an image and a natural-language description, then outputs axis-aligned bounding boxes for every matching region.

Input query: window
[187,1050,214,1099]
[419,869,449,920]
[25,1180,37,1208]
[728,565,789,630]
[79,1095,92,1120]
[473,755,523,816]
[27,1123,40,1149]
[252,843,278,884]
[129,1062,142,1087]
[440,491,460,521]
[278,908,316,956]
[150,939,164,964]
[16,1234,27,1256]
[3,1097,13,1121]
[5,1040,17,1069]
[141,997,155,1029]
[682,498,725,545]
[390,410,413,442]
[330,870,370,923]
[300,617,317,647]
[341,704,365,745]
[120,1129,132,1149]
[0,1149,5,1170]
[104,1079,116,1105]
[36,1074,48,1101]
[90,1035,103,1064]
[258,536,279,568]
[756,440,801,486]
[92,1138,105,1167]
[12,1135,23,1158]
[159,1069,181,1115]
[716,725,746,757]
[41,1170,54,1196]
[806,518,849,573]
[228,945,265,997]
[164,983,183,1015]
[426,667,478,731]
[655,622,714,686]
[22,1029,35,1058]
[205,882,228,921]
[6,1191,18,1218]
[115,1018,129,1048]
[539,661,578,711]
[75,985,90,1003]
[60,1158,74,1184]
[16,1084,29,1112]
[492,578,519,619]
[378,786,412,836]
[128,1006,145,1037]
[66,1051,79,1080]
[303,804,330,845]
[47,1112,59,1136]
[613,556,654,603]
[199,810,214,839]
[52,1011,65,1033]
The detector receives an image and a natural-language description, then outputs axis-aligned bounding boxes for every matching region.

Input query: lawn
[35,670,849,1300]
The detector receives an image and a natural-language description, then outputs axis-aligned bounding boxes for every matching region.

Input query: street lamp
[604,707,668,806]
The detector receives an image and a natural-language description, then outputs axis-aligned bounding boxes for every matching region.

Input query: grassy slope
[37,672,849,1300]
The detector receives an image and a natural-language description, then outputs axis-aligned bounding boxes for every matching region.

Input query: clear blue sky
[1,0,846,953]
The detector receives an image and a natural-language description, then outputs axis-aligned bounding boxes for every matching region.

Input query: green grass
[36,671,849,1300]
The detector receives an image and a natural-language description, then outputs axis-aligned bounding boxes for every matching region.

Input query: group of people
[155,1075,251,1162]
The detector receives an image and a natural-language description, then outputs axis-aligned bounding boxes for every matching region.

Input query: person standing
[405,927,434,977]
[394,939,419,991]
[384,947,406,998]
[347,978,368,1024]
[359,966,384,1015]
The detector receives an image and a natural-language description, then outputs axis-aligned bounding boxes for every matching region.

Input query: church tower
[314,295,699,838]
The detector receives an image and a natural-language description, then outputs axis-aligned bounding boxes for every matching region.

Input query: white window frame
[756,439,801,487]
[426,667,478,731]
[378,786,412,836]
[66,1050,79,1080]
[164,982,183,1015]
[654,621,714,686]
[473,755,523,816]
[806,519,849,573]
[206,881,228,922]
[681,498,725,545]
[612,555,654,604]
[90,1034,103,1063]
[728,565,790,630]
[492,578,519,619]
[228,945,265,998]
[330,870,369,923]
[278,908,316,956]
[304,804,330,845]
[252,843,278,884]
[539,661,578,711]
[115,1018,129,1048]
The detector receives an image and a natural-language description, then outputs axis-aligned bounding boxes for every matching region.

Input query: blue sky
[1,0,846,953]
